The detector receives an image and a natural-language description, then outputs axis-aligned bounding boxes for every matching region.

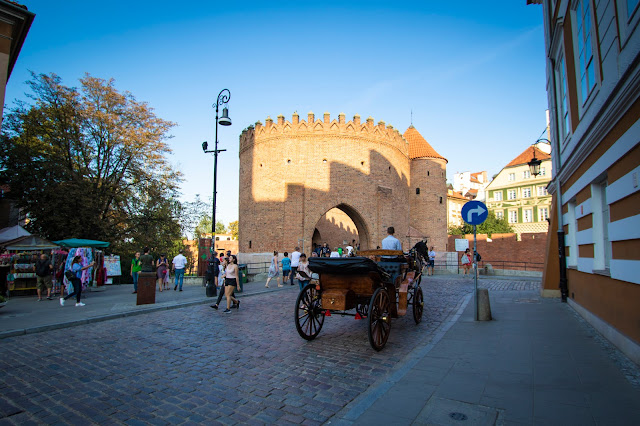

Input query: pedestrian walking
[130,252,141,294]
[222,255,241,313]
[211,256,238,310]
[265,250,281,288]
[206,252,220,296]
[295,253,311,291]
[461,248,472,275]
[290,247,301,286]
[156,254,169,292]
[34,254,53,301]
[172,249,187,291]
[60,256,94,307]
[281,252,291,285]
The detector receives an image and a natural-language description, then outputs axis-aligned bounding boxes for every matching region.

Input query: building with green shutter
[485,142,553,234]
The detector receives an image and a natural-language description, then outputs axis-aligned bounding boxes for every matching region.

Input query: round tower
[404,126,448,251]
[238,112,411,257]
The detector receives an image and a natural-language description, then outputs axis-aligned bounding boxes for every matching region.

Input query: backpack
[475,251,482,262]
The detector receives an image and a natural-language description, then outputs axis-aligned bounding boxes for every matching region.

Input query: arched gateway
[238,112,447,261]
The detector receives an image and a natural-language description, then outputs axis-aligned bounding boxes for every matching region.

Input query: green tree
[448,211,514,237]
[0,72,181,251]
[215,221,227,234]
[194,215,212,238]
[228,220,238,239]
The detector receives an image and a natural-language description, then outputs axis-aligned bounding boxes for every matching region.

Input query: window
[557,56,570,140]
[537,186,548,196]
[523,170,531,179]
[493,191,503,201]
[592,182,611,271]
[576,0,596,102]
[509,210,518,223]
[539,167,546,176]
[523,209,533,223]
[496,210,504,219]
[508,173,515,182]
[522,187,532,198]
[539,207,549,221]
[508,190,517,200]
[416,188,420,195]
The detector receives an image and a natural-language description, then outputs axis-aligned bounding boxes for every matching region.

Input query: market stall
[53,239,111,292]
[2,235,60,294]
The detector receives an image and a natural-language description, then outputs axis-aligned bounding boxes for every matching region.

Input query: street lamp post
[202,89,231,297]
[528,137,568,302]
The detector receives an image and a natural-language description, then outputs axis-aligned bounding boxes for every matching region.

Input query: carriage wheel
[294,283,325,341]
[368,287,391,351]
[412,286,424,324]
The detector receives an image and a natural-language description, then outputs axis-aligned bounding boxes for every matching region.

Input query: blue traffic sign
[461,200,488,225]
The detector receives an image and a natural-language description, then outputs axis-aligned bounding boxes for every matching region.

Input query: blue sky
[6,0,549,226]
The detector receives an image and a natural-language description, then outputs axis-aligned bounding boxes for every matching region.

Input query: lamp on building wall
[528,138,547,177]
[202,88,231,297]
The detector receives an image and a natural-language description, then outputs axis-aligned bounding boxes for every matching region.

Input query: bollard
[477,288,492,321]
[137,272,156,305]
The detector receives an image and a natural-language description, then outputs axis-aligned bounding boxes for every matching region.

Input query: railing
[430,260,544,274]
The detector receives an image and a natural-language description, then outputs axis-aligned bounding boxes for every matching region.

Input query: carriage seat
[377,261,405,286]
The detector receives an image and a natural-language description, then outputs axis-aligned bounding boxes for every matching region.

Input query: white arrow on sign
[466,205,486,223]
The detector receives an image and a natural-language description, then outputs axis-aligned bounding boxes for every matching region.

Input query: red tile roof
[403,126,447,162]
[506,146,551,168]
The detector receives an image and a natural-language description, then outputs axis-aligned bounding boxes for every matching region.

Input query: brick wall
[411,157,448,251]
[447,232,547,270]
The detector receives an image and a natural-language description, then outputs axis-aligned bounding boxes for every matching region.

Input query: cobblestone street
[0,278,539,425]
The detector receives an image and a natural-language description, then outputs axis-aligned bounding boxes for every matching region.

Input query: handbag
[64,270,76,280]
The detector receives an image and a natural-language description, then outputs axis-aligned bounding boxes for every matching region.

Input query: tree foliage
[448,211,514,237]
[228,220,238,239]
[0,72,182,253]
[180,194,211,239]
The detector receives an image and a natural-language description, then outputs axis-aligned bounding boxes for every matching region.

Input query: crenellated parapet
[239,111,409,157]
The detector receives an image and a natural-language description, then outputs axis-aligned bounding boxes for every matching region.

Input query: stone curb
[0,286,296,340]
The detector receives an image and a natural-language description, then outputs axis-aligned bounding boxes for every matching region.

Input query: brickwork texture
[239,112,448,254]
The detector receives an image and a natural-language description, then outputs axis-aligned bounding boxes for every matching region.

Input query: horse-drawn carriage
[294,249,424,351]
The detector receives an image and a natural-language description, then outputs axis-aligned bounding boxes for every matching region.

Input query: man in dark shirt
[34,254,53,301]
[207,252,220,293]
[140,247,154,272]
[320,242,331,257]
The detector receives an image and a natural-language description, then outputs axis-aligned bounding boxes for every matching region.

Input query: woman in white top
[223,255,240,313]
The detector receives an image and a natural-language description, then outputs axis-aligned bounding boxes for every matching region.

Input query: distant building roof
[448,190,469,201]
[505,146,551,168]
[403,126,447,162]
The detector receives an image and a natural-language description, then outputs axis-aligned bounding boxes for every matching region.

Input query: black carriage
[294,250,424,351]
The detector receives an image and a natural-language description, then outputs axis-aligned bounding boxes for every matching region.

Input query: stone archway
[310,203,370,254]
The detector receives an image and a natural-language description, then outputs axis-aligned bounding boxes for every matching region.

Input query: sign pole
[474,224,478,321]
[460,199,487,323]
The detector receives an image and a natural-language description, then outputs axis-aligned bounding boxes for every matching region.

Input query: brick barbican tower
[238,113,447,261]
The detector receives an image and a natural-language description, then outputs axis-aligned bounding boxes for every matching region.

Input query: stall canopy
[0,225,31,243]
[4,235,59,251]
[53,238,110,248]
